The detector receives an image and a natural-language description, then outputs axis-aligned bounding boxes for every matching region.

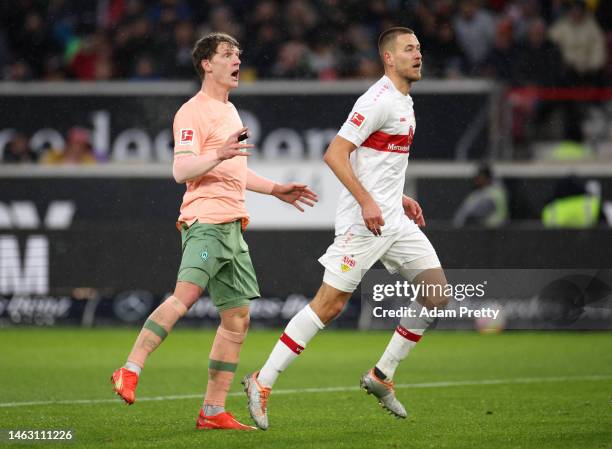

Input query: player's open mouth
[231,70,240,81]
[413,63,421,69]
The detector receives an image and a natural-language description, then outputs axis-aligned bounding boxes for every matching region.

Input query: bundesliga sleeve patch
[179,128,194,145]
[349,112,366,128]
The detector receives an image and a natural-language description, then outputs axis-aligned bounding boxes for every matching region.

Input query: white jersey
[335,75,417,236]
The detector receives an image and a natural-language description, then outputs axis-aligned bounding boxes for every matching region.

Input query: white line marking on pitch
[0,374,610,409]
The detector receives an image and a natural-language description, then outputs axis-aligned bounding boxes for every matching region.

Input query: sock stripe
[208,359,238,372]
[143,319,168,340]
[280,332,304,354]
[395,325,422,342]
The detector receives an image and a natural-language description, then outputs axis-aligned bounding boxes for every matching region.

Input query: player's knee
[421,278,449,309]
[414,267,449,309]
[220,306,250,333]
[428,288,450,309]
[327,299,347,321]
[310,282,352,323]
[235,316,250,334]
[173,281,203,309]
[237,310,250,331]
[313,297,346,323]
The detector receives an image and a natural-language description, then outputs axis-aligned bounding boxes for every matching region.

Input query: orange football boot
[196,410,256,430]
[110,367,139,405]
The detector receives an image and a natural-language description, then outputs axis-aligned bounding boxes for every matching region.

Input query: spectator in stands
[354,55,383,79]
[43,55,68,80]
[481,17,520,81]
[510,17,565,153]
[11,11,58,79]
[205,6,243,42]
[548,0,606,85]
[0,30,9,77]
[453,0,496,74]
[596,0,612,32]
[113,15,159,79]
[3,133,37,163]
[501,0,542,41]
[411,0,438,53]
[130,55,160,80]
[270,40,315,79]
[346,24,379,62]
[285,0,319,40]
[316,0,351,32]
[70,32,115,80]
[244,0,280,34]
[515,17,564,86]
[116,0,148,27]
[309,32,339,80]
[425,19,464,78]
[453,164,508,227]
[47,0,80,52]
[149,0,192,27]
[241,0,282,78]
[547,1,606,145]
[334,24,380,78]
[242,21,282,79]
[160,20,195,79]
[362,0,393,30]
[41,127,97,165]
[6,61,32,81]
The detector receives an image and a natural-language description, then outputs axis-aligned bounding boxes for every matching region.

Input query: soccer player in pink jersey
[243,28,449,429]
[110,32,317,431]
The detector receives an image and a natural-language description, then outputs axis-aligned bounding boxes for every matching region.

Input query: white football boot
[360,368,407,418]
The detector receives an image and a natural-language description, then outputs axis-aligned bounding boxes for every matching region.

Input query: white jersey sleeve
[337,94,389,147]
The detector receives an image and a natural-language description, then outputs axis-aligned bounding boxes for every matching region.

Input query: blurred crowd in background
[0,0,610,83]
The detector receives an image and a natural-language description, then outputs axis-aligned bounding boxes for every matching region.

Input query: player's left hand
[272,183,318,212]
[402,196,426,226]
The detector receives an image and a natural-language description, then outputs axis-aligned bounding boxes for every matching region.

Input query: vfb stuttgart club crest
[341,255,356,272]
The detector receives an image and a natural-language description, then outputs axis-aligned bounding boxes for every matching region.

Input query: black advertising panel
[0,81,492,161]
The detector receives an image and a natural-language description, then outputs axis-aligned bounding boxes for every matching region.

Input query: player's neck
[201,81,230,103]
[385,72,411,96]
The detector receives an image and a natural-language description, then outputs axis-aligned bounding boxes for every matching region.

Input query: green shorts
[177,220,260,311]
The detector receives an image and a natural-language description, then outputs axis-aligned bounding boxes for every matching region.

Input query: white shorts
[318,226,441,293]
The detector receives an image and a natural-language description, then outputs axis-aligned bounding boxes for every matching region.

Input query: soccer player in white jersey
[243,27,449,429]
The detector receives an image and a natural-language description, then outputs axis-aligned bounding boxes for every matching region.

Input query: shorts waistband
[179,219,242,231]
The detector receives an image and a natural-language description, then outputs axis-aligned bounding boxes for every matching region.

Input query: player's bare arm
[323,135,385,236]
[402,195,425,226]
[271,183,318,212]
[246,169,318,212]
[172,127,253,184]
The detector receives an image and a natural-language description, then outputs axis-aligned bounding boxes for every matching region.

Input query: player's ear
[201,59,212,74]
[384,50,394,67]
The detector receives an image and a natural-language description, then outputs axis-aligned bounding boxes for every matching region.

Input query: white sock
[257,305,324,388]
[376,301,433,380]
[202,404,224,416]
[124,361,142,375]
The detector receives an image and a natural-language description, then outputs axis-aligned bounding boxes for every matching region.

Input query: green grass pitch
[1,328,611,449]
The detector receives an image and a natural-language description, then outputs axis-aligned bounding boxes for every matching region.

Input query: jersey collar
[381,75,413,102]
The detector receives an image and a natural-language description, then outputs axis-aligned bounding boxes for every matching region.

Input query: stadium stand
[0,0,610,83]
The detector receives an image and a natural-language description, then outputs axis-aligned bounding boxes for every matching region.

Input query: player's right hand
[361,198,385,236]
[217,127,254,160]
